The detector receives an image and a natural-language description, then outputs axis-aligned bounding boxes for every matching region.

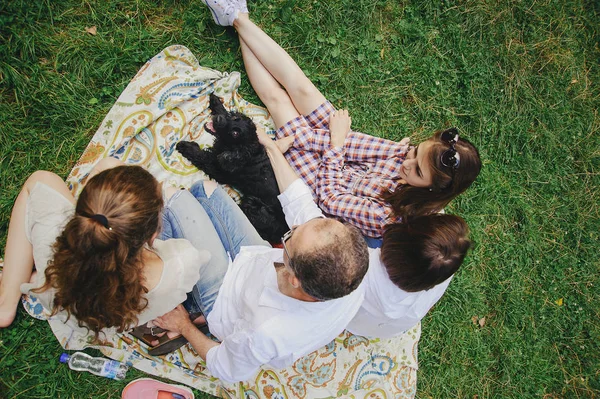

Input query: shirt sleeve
[206,330,273,383]
[278,179,324,227]
[292,127,331,154]
[292,128,409,163]
[343,132,409,162]
[315,147,389,238]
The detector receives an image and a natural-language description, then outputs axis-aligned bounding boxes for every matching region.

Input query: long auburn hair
[383,129,481,218]
[35,166,163,335]
[381,214,471,292]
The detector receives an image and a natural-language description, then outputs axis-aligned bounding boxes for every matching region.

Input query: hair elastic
[89,214,112,230]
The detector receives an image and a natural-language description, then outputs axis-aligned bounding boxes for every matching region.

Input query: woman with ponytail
[0,162,208,340]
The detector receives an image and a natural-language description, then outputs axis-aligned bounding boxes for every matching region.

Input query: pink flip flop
[121,378,194,399]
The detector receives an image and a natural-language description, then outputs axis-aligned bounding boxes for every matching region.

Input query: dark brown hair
[36,166,163,335]
[381,214,471,292]
[291,219,369,300]
[383,129,481,218]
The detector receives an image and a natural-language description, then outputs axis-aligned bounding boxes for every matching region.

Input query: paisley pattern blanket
[22,45,419,399]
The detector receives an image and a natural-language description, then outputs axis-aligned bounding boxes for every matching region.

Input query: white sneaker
[202,0,246,26]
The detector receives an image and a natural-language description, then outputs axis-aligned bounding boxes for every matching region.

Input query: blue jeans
[159,181,269,316]
[364,236,383,249]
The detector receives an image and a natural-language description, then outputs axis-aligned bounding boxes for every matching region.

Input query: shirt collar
[258,260,335,312]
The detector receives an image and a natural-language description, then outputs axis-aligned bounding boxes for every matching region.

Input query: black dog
[176,94,289,243]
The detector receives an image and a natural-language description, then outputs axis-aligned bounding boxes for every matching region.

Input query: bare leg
[239,37,300,129]
[0,171,75,328]
[234,14,327,116]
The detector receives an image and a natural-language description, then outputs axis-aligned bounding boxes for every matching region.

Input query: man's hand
[256,126,294,153]
[329,109,352,148]
[275,135,294,153]
[154,304,219,360]
[256,125,278,149]
[153,304,194,335]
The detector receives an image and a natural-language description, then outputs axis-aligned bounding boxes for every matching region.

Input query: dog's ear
[209,93,228,115]
[216,149,252,173]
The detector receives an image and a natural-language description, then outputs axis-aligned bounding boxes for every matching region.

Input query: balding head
[286,218,369,300]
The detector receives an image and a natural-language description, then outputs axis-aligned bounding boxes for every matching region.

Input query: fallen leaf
[471,316,478,325]
[555,298,563,306]
[478,317,486,327]
[570,79,578,84]
[380,48,385,59]
[85,26,97,35]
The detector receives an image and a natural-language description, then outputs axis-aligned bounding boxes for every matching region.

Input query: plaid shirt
[276,102,409,238]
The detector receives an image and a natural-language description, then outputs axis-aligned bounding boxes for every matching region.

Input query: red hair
[36,166,163,335]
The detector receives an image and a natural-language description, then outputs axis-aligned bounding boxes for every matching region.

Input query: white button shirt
[205,179,364,382]
[346,248,452,338]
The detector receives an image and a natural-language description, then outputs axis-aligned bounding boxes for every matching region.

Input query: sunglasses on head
[440,128,461,169]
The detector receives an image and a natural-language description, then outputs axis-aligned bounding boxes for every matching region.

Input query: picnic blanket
[22,45,419,399]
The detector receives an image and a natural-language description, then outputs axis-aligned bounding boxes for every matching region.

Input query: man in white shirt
[154,128,369,382]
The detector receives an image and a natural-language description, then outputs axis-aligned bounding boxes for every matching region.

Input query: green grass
[1,0,599,398]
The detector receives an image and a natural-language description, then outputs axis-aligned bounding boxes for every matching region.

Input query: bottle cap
[59,353,70,363]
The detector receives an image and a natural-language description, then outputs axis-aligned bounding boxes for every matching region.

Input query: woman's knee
[259,85,290,106]
[286,77,326,114]
[24,171,63,191]
[261,89,301,127]
[23,171,74,203]
[286,76,320,100]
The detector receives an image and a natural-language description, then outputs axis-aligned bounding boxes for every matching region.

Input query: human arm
[315,147,389,238]
[256,127,324,225]
[330,109,409,161]
[287,108,410,162]
[153,304,218,360]
[342,134,410,162]
[154,304,272,382]
[256,126,302,193]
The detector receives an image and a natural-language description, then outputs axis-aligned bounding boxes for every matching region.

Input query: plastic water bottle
[59,352,128,380]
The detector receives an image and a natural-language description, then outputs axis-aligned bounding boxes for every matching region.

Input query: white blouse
[20,182,209,338]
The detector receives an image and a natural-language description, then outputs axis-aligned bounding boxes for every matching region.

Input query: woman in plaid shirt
[232,12,481,240]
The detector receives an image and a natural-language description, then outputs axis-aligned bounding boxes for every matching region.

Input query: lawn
[1,0,598,398]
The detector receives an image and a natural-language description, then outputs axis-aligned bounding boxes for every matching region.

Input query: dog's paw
[176,141,200,157]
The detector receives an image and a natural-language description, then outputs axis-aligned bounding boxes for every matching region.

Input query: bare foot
[0,271,18,327]
[0,267,33,328]
[0,294,19,328]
